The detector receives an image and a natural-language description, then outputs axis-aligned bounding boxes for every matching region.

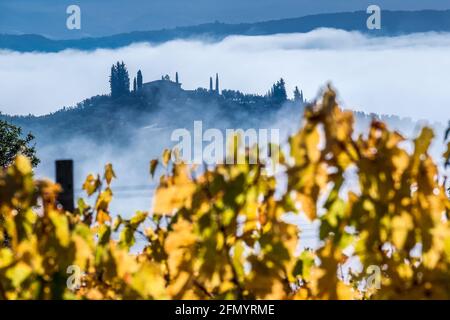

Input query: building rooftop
[143,79,181,88]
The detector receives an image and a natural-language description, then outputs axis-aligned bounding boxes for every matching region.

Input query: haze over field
[1,28,449,122]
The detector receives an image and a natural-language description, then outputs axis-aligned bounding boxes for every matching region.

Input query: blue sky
[1,0,450,38]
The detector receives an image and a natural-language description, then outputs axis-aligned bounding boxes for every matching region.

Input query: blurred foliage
[1,87,450,300]
[0,120,39,168]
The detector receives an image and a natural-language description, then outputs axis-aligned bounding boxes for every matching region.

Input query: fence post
[55,160,74,212]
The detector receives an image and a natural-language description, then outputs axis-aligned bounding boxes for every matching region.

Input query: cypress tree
[268,78,287,105]
[110,64,118,98]
[294,86,301,102]
[120,61,130,95]
[110,61,130,98]
[137,70,143,90]
[278,78,287,103]
[215,73,219,94]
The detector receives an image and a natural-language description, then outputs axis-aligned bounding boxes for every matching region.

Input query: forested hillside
[2,10,450,52]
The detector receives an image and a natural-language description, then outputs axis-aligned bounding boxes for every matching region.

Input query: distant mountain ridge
[1,10,450,52]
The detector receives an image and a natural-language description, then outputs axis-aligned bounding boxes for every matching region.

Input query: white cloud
[1,28,450,122]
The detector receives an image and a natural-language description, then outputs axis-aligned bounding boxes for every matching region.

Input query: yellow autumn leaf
[104,163,116,185]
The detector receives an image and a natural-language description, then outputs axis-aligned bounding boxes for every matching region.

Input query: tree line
[109,61,304,106]
[110,61,144,98]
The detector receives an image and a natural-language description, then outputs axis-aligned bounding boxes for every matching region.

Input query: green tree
[268,78,287,105]
[137,70,143,90]
[293,86,303,102]
[109,64,118,97]
[0,120,39,168]
[109,61,130,98]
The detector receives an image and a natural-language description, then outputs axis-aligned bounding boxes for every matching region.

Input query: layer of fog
[0,28,450,123]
